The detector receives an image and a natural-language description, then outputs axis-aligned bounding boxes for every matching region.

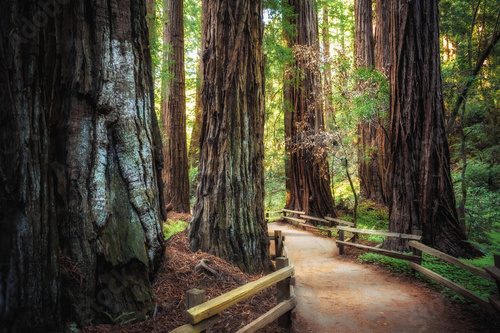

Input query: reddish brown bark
[375,0,390,76]
[356,0,391,206]
[189,0,271,273]
[283,0,335,218]
[162,0,190,213]
[188,55,203,167]
[385,0,478,257]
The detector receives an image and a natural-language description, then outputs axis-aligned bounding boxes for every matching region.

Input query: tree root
[195,259,220,277]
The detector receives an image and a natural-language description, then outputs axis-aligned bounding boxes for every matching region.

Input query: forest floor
[84,223,282,332]
[269,222,499,333]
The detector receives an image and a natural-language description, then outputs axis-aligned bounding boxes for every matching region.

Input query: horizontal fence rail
[408,241,492,280]
[267,210,500,319]
[171,230,295,332]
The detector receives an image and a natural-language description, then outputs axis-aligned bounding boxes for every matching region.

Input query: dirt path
[268,222,491,333]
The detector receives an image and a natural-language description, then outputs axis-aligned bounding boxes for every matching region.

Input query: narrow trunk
[188,55,203,168]
[162,0,190,213]
[385,0,478,257]
[375,0,390,76]
[189,0,271,273]
[146,0,157,55]
[0,0,165,331]
[354,0,374,68]
[284,0,336,218]
[322,5,332,127]
[458,103,467,226]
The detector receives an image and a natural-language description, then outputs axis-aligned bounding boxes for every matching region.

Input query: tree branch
[446,31,499,132]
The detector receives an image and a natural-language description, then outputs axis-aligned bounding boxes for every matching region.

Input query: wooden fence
[170,231,296,333]
[269,209,500,318]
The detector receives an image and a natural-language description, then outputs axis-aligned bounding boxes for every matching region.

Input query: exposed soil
[269,222,499,333]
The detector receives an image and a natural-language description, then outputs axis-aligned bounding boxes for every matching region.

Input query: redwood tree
[162,0,190,212]
[284,0,335,218]
[369,0,392,205]
[189,0,270,273]
[355,0,388,205]
[0,0,164,331]
[374,0,390,76]
[385,0,478,257]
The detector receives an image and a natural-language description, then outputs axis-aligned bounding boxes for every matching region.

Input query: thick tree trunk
[385,0,478,257]
[0,1,165,331]
[161,0,190,213]
[189,0,271,273]
[284,0,336,218]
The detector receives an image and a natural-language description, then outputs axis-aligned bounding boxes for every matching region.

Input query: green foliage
[339,201,388,242]
[359,253,412,274]
[163,219,189,240]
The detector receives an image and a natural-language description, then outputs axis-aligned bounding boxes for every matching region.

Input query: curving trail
[268,222,489,333]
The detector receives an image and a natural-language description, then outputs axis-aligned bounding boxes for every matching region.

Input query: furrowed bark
[385,0,479,257]
[356,0,389,206]
[284,0,336,218]
[161,0,190,213]
[0,0,165,331]
[189,0,271,273]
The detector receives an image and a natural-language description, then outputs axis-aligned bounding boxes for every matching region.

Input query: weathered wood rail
[335,225,422,258]
[408,243,500,316]
[170,230,295,333]
[268,208,500,318]
[266,209,355,237]
[333,224,499,316]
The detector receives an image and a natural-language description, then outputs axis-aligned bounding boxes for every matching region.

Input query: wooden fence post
[338,229,345,255]
[274,230,283,258]
[412,229,423,264]
[276,257,291,331]
[411,230,423,275]
[186,288,206,310]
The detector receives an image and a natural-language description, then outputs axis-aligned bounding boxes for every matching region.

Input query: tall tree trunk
[146,0,157,57]
[371,0,392,205]
[189,0,271,273]
[375,0,390,76]
[284,0,336,218]
[188,53,203,168]
[162,0,190,213]
[354,0,374,68]
[385,0,478,257]
[0,1,165,331]
[356,0,387,205]
[322,5,332,127]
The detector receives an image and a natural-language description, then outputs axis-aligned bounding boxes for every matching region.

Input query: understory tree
[385,0,478,257]
[0,0,165,331]
[189,0,271,273]
[284,0,336,218]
